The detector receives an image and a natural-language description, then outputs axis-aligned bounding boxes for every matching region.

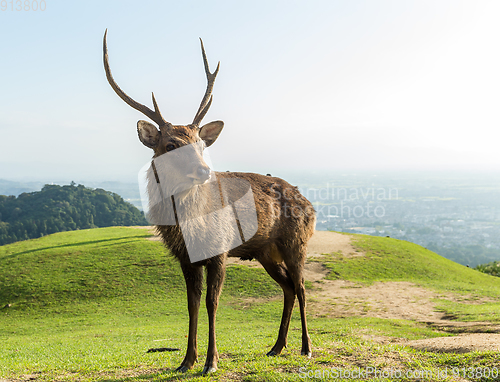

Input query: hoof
[202,366,217,374]
[301,351,312,358]
[266,350,278,356]
[175,365,190,373]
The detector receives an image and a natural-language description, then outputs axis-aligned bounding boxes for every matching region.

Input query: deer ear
[137,120,160,148]
[199,121,224,147]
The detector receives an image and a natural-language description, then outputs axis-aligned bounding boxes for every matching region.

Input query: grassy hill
[1,228,499,381]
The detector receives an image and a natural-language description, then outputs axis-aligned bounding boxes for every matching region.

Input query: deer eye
[165,144,176,152]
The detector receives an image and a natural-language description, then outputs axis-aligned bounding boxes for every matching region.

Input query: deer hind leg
[259,255,296,356]
[202,255,226,374]
[176,263,204,372]
[282,246,312,357]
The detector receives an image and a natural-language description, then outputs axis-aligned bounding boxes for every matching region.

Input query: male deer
[103,30,316,374]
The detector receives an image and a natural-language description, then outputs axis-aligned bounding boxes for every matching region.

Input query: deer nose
[197,167,211,180]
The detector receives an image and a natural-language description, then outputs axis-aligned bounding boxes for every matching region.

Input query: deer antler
[103,29,168,127]
[192,38,220,127]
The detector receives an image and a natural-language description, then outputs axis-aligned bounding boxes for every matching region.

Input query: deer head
[103,30,224,187]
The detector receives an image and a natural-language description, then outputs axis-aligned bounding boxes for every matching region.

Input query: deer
[103,30,316,374]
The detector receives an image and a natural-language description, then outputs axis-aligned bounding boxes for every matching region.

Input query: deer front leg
[202,256,226,374]
[176,264,203,372]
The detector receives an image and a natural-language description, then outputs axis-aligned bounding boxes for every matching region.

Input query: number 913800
[1,0,46,11]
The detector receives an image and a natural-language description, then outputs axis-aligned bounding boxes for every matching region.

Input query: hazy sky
[1,0,499,182]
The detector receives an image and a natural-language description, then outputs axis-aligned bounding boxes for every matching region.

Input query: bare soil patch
[406,334,500,353]
[307,230,360,258]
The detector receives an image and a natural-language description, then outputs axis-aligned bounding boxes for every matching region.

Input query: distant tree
[475,261,500,277]
[0,183,148,246]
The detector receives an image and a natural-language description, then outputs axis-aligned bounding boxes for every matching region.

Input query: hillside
[1,228,500,381]
[0,227,282,311]
[0,183,147,246]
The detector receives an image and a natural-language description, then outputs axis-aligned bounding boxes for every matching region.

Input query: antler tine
[151,92,162,117]
[192,38,220,126]
[103,29,168,126]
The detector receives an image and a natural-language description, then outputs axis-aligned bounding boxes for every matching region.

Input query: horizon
[2,166,500,195]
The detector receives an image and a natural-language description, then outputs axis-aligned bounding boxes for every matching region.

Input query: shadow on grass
[0,235,150,261]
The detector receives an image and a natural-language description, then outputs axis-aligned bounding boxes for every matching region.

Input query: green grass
[434,299,500,323]
[0,227,185,310]
[225,265,281,298]
[1,228,500,381]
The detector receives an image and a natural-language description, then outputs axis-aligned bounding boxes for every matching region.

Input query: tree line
[0,183,148,246]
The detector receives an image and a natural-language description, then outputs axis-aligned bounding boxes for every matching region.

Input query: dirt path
[140,227,500,353]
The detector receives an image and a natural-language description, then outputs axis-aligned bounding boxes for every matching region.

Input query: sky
[1,0,499,183]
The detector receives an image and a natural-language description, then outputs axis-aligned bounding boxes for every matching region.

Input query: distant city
[297,171,500,267]
[2,170,500,267]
